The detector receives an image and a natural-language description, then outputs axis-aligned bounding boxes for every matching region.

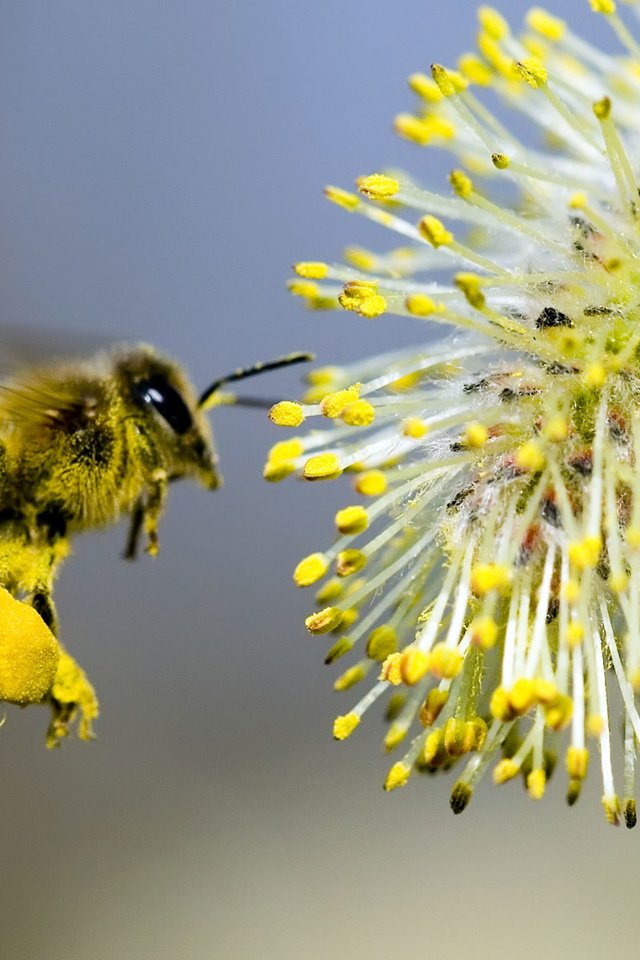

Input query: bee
[0,341,310,743]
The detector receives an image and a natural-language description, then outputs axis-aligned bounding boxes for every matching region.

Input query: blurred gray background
[1,1,638,958]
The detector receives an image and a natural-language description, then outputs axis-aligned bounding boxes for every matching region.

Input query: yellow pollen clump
[509,677,537,715]
[429,642,463,679]
[491,153,510,169]
[544,693,573,731]
[400,647,431,686]
[320,383,361,418]
[455,272,486,309]
[355,470,388,497]
[335,505,369,535]
[567,745,589,780]
[384,722,408,752]
[568,535,602,570]
[534,679,558,705]
[269,401,305,427]
[294,261,328,279]
[333,713,360,740]
[515,441,545,473]
[527,7,566,41]
[493,758,519,784]
[449,169,474,199]
[0,587,60,704]
[336,548,367,578]
[584,363,607,388]
[380,652,403,685]
[403,417,429,439]
[324,185,360,211]
[384,761,411,791]
[471,563,511,596]
[303,453,342,481]
[527,768,546,800]
[358,174,400,200]
[268,438,304,462]
[356,293,388,318]
[293,552,329,587]
[513,58,548,88]
[418,215,453,247]
[263,459,296,483]
[405,293,437,317]
[590,0,616,13]
[564,621,584,648]
[543,417,568,442]
[464,422,489,449]
[305,606,344,635]
[342,399,376,427]
[366,625,398,661]
[470,616,498,649]
[334,664,366,691]
[407,72,444,101]
[490,686,513,722]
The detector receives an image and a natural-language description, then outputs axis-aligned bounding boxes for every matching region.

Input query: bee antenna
[198,351,314,411]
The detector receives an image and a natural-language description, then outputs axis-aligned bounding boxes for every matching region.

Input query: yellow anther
[527,768,546,800]
[366,625,398,661]
[303,453,342,481]
[584,363,606,388]
[324,185,360,211]
[543,416,568,442]
[586,712,604,737]
[471,563,511,597]
[431,63,468,97]
[336,548,367,578]
[478,5,510,40]
[423,729,444,765]
[389,370,424,391]
[563,578,580,604]
[533,679,558,705]
[490,686,514,722]
[358,174,400,200]
[333,713,360,740]
[268,438,304,462]
[526,7,566,40]
[334,664,366,691]
[263,459,296,483]
[288,280,320,298]
[335,505,369,535]
[590,0,616,13]
[593,96,611,120]
[356,293,388,318]
[315,577,343,605]
[509,678,537,715]
[269,400,305,427]
[418,214,453,247]
[419,688,448,726]
[477,32,513,76]
[355,469,388,497]
[568,535,602,570]
[320,383,361,418]
[610,572,629,593]
[405,293,437,316]
[380,653,403,687]
[544,693,573,730]
[403,417,429,439]
[515,441,545,473]
[384,722,408,752]
[564,621,584,648]
[449,168,474,199]
[464,422,489,449]
[626,526,640,549]
[344,246,376,271]
[569,192,587,210]
[602,795,621,826]
[470,616,498,649]
[342,399,376,427]
[443,717,470,758]
[324,636,353,664]
[407,72,444,101]
[513,58,548,88]
[470,717,488,750]
[491,152,510,169]
[493,758,519,784]
[566,745,589,780]
[429,642,463,679]
[458,53,493,86]
[294,261,328,279]
[400,647,431,686]
[293,552,329,587]
[384,761,411,791]
[455,272,486,309]
[394,114,432,146]
[305,606,343,635]
[450,781,473,814]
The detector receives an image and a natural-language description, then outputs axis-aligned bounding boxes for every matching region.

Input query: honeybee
[0,341,309,744]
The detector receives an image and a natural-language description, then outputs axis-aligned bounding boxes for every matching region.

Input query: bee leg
[32,589,58,634]
[143,470,168,557]
[123,498,145,561]
[46,645,99,748]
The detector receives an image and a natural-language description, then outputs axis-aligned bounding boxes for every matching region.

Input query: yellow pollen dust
[335,505,369,535]
[355,470,388,497]
[464,422,489,449]
[320,383,361,418]
[342,399,375,427]
[294,261,329,279]
[527,769,546,800]
[268,438,304,462]
[384,761,411,791]
[336,548,367,578]
[418,215,453,247]
[567,746,589,780]
[333,713,360,741]
[403,417,429,439]
[0,587,60,705]
[269,401,305,427]
[358,174,400,200]
[305,606,343,635]
[513,58,548,88]
[515,441,545,473]
[471,563,511,596]
[303,453,343,481]
[400,647,431,686]
[293,552,329,587]
[380,653,403,685]
[494,758,519,784]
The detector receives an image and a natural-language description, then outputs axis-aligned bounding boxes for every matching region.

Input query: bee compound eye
[136,376,193,435]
